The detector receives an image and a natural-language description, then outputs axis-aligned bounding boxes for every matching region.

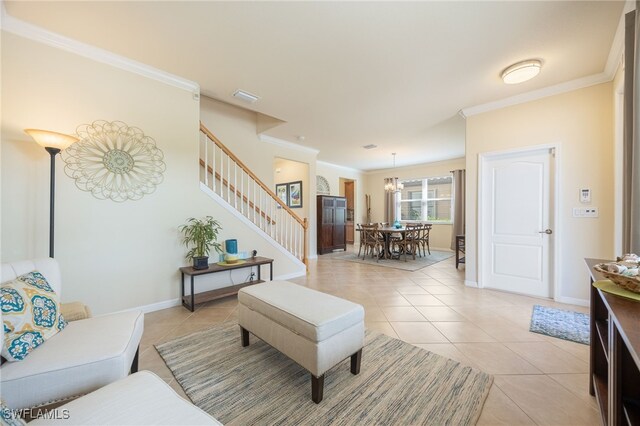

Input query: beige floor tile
[390,322,448,343]
[139,347,174,380]
[395,286,430,295]
[381,306,427,321]
[546,338,590,363]
[476,385,536,425]
[413,343,478,367]
[504,342,589,374]
[188,307,235,323]
[363,306,388,322]
[201,295,238,309]
[494,375,601,425]
[432,322,497,343]
[455,343,542,375]
[402,294,445,306]
[548,373,598,409]
[422,285,460,295]
[415,306,467,322]
[374,294,412,306]
[144,306,192,325]
[366,321,399,339]
[475,321,547,343]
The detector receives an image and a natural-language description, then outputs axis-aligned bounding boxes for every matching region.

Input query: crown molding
[461,72,611,117]
[316,160,363,174]
[1,6,200,94]
[462,3,629,118]
[259,134,320,155]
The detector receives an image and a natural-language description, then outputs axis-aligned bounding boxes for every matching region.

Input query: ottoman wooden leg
[240,327,250,347]
[311,374,324,404]
[351,349,362,375]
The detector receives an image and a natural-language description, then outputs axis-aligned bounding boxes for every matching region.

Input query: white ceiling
[4,1,625,171]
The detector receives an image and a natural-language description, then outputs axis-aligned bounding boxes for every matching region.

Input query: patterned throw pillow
[0,399,25,426]
[1,271,67,362]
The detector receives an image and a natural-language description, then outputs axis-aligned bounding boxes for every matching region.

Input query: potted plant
[179,216,223,270]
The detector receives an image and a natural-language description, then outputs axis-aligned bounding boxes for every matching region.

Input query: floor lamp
[25,129,79,258]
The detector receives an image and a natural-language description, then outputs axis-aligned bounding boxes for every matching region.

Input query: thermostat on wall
[580,188,591,203]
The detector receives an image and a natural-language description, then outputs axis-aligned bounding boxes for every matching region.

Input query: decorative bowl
[224,254,239,264]
[595,255,640,294]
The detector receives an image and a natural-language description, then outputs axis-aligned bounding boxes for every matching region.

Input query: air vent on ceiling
[232,89,260,103]
[362,144,377,150]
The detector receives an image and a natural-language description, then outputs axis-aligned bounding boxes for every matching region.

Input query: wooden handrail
[200,159,276,225]
[200,122,307,230]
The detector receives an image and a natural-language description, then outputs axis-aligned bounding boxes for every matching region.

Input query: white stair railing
[199,123,308,266]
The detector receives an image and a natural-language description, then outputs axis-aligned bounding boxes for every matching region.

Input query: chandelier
[384,153,403,192]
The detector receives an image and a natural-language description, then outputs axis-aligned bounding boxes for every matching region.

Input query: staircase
[199,123,308,267]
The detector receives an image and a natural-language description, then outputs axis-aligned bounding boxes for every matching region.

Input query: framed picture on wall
[276,183,288,205]
[288,181,303,208]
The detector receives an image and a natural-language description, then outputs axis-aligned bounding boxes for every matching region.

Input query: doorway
[341,179,355,244]
[479,146,556,298]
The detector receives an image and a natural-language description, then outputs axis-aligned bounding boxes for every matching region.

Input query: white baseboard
[464,280,479,288]
[113,298,181,315]
[554,296,589,307]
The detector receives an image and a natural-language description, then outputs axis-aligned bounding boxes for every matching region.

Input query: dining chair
[356,223,365,257]
[395,223,420,261]
[417,224,432,256]
[361,223,383,261]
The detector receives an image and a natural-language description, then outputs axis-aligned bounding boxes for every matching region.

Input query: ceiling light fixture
[501,59,542,85]
[232,89,260,103]
[362,144,377,150]
[384,153,403,193]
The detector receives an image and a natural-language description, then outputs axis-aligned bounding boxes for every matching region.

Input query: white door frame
[478,143,561,300]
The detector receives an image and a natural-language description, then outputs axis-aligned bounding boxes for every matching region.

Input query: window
[398,176,452,223]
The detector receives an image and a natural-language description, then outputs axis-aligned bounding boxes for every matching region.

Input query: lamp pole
[45,147,61,258]
[25,129,78,259]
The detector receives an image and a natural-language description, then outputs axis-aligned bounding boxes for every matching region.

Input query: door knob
[538,229,553,234]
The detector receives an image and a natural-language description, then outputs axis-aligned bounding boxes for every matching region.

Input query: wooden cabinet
[317,195,347,254]
[586,258,640,425]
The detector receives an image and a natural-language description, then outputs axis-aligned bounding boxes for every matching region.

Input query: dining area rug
[334,250,453,271]
[156,321,493,425]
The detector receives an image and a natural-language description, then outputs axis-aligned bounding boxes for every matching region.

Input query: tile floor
[141,248,599,425]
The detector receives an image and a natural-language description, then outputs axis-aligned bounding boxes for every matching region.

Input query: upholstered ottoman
[238,280,364,403]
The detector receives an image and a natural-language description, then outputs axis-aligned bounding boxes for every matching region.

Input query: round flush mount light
[501,59,542,84]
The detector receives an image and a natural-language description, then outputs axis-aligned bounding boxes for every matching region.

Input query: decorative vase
[193,256,209,270]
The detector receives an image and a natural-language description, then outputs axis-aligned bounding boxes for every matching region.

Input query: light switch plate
[573,207,598,218]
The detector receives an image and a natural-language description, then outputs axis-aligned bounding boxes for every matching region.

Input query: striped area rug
[156,321,493,425]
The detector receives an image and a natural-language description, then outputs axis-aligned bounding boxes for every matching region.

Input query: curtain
[624,7,640,254]
[384,188,398,224]
[450,169,466,250]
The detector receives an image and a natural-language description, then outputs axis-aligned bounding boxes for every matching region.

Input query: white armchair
[1,258,144,409]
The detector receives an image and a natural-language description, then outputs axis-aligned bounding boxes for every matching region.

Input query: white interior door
[481,148,553,298]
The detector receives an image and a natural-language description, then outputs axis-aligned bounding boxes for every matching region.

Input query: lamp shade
[24,129,79,150]
[501,60,542,85]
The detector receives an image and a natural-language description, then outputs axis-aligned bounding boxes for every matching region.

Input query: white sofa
[29,371,221,425]
[1,258,144,409]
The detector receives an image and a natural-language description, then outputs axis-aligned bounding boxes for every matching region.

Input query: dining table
[361,223,432,259]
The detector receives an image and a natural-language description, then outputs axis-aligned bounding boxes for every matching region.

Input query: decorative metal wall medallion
[62,120,165,202]
[317,175,330,196]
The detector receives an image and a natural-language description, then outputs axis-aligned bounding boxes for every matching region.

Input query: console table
[180,256,273,312]
[586,258,640,425]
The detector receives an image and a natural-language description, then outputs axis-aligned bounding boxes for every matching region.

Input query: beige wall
[1,32,304,314]
[465,82,615,303]
[274,157,309,221]
[363,158,465,250]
